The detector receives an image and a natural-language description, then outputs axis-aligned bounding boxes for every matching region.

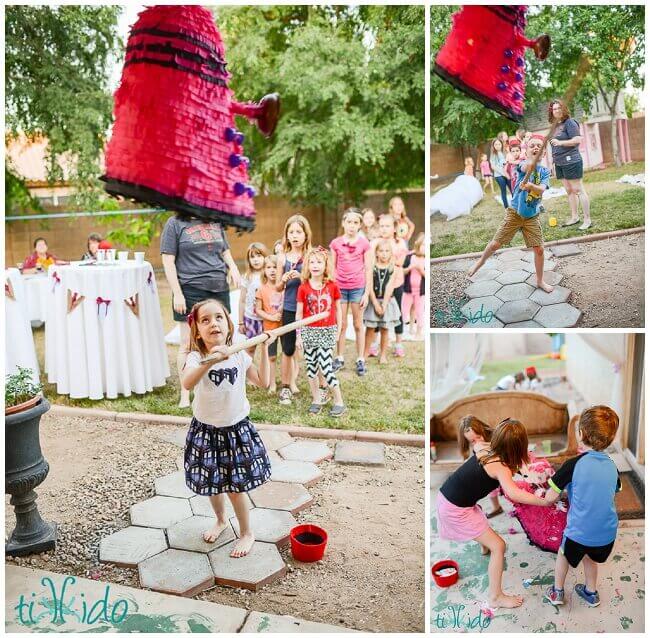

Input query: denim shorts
[340,287,365,303]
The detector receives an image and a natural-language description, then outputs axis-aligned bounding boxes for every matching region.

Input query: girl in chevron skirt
[296,246,346,418]
[181,298,272,558]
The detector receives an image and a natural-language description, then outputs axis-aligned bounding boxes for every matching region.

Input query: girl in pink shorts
[436,418,551,609]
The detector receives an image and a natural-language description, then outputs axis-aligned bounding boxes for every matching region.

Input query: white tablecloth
[5,269,40,384]
[45,261,170,399]
[22,273,50,323]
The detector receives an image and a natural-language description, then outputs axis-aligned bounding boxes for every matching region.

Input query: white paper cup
[134,252,145,264]
[118,251,129,262]
[97,249,106,262]
[108,249,117,261]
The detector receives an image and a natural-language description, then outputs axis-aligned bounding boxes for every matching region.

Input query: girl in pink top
[401,233,426,338]
[329,208,372,376]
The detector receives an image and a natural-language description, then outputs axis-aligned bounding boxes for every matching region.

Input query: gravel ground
[430,260,471,327]
[555,233,644,328]
[5,413,425,633]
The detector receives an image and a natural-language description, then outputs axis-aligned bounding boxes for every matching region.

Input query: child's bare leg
[307,374,320,405]
[268,356,277,393]
[337,302,349,359]
[487,495,503,518]
[229,493,255,557]
[331,383,343,407]
[475,527,523,608]
[350,303,365,359]
[203,494,229,542]
[468,240,500,278]
[490,178,495,194]
[379,329,389,363]
[533,245,553,292]
[554,549,570,591]
[363,327,375,359]
[290,356,300,394]
[582,555,598,593]
[177,322,191,408]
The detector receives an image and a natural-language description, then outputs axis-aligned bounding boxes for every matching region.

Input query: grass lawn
[470,355,566,395]
[431,161,645,258]
[34,275,424,434]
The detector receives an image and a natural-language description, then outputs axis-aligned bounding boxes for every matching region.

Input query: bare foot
[268,386,276,395]
[203,520,229,543]
[467,265,478,280]
[490,592,524,608]
[379,356,388,364]
[231,532,255,558]
[289,385,300,395]
[537,280,554,293]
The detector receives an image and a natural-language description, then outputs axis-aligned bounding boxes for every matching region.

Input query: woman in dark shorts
[161,212,241,407]
[549,99,592,230]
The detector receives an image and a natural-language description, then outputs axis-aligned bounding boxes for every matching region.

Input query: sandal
[579,222,592,231]
[562,219,580,227]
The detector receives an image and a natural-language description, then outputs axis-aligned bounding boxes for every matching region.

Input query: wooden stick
[199,311,329,364]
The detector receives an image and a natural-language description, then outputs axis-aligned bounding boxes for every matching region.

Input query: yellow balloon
[549,216,557,227]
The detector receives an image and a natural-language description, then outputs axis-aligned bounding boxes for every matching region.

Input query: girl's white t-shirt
[185,350,252,427]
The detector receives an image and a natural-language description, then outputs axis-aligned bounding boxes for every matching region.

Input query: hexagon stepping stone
[550,243,583,257]
[495,258,529,272]
[249,481,314,514]
[507,320,543,328]
[465,279,502,299]
[460,296,503,323]
[469,268,501,283]
[130,496,192,529]
[534,303,582,328]
[139,548,214,597]
[529,285,571,306]
[259,430,294,451]
[498,248,527,261]
[523,259,557,273]
[495,282,535,302]
[334,441,385,466]
[157,428,187,447]
[496,269,530,285]
[99,526,167,567]
[269,459,323,486]
[230,508,297,547]
[496,299,541,324]
[277,440,333,464]
[526,271,563,287]
[209,541,286,591]
[190,493,253,519]
[462,316,504,328]
[168,515,235,553]
[155,471,195,499]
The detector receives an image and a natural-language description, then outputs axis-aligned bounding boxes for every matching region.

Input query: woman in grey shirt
[161,212,241,407]
[549,99,591,230]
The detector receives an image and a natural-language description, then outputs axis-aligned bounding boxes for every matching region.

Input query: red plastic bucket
[290,524,328,562]
[432,559,459,587]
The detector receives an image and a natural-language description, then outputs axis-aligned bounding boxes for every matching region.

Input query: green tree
[5,5,122,210]
[527,5,645,167]
[216,5,425,210]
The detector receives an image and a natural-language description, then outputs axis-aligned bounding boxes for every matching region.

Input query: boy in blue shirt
[543,406,622,608]
[468,135,554,293]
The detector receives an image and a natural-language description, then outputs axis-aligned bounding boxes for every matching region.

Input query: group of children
[437,406,621,610]
[494,366,542,392]
[236,200,424,415]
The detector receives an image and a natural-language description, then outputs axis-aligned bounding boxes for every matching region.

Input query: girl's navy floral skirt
[184,417,271,494]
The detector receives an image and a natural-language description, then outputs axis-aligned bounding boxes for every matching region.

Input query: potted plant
[5,367,57,556]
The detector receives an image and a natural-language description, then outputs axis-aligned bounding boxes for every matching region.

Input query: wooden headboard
[431,391,570,441]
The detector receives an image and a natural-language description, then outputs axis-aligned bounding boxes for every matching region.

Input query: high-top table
[45,261,170,399]
[5,268,40,384]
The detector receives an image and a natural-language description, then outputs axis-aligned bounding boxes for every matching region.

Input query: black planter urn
[5,398,57,556]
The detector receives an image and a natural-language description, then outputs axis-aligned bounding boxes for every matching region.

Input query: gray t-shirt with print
[551,117,582,167]
[160,216,230,293]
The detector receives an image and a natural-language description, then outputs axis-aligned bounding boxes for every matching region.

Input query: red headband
[530,133,546,143]
[508,137,521,147]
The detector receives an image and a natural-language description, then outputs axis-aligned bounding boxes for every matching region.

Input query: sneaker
[332,357,344,372]
[393,343,405,358]
[574,583,600,607]
[368,343,379,358]
[319,387,330,405]
[278,387,292,405]
[329,404,346,418]
[356,359,367,376]
[544,586,565,606]
[308,403,322,415]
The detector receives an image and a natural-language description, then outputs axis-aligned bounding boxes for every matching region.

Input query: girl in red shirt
[296,247,345,418]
